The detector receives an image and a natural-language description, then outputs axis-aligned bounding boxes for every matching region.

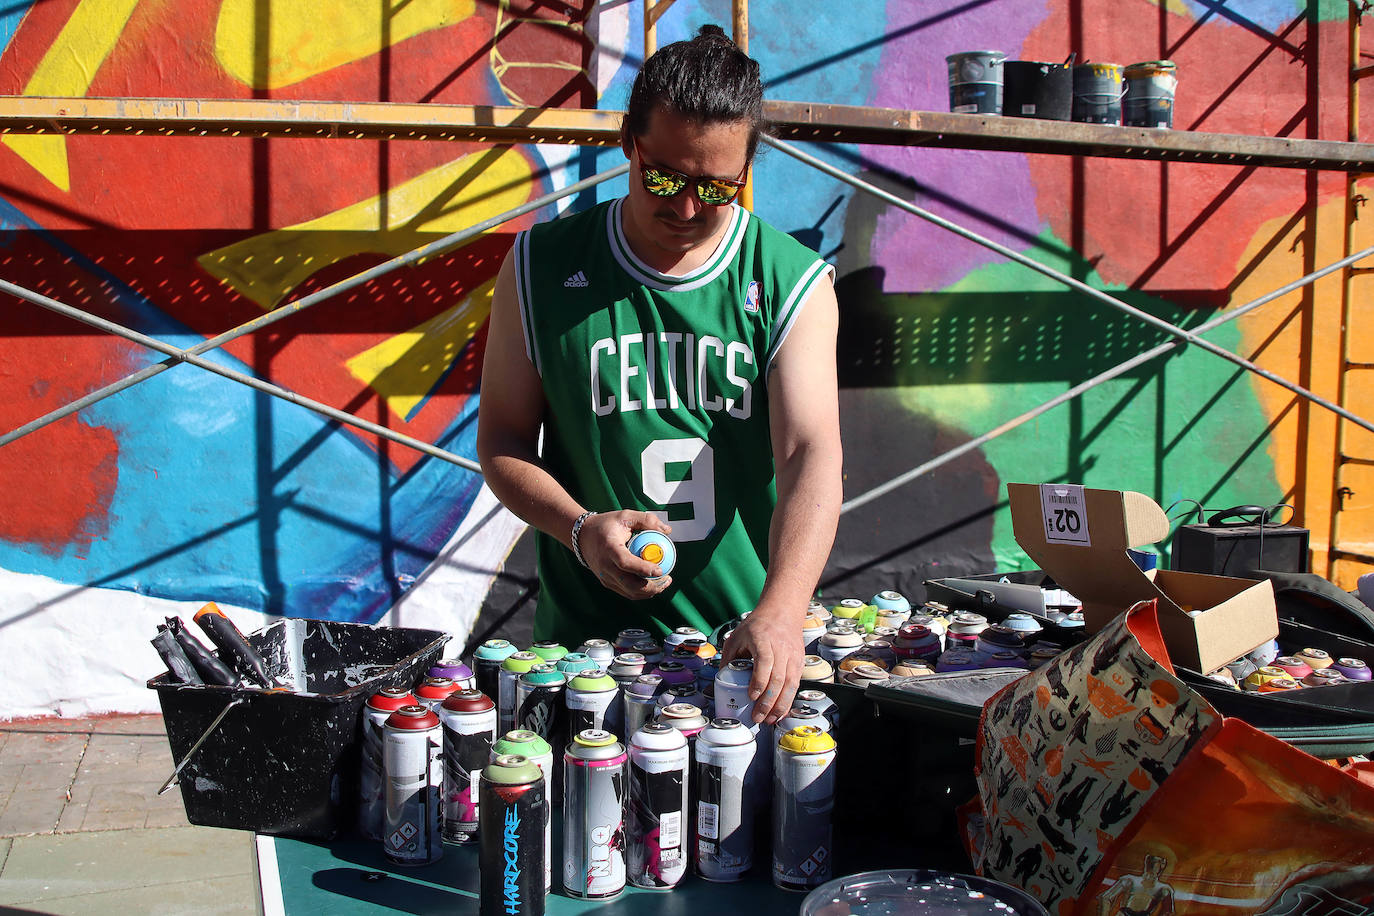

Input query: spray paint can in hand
[772,725,837,892]
[563,729,628,900]
[438,689,497,845]
[627,721,690,889]
[360,686,418,840]
[383,705,444,866]
[694,717,758,882]
[498,651,540,735]
[493,730,553,892]
[474,639,518,700]
[714,658,756,724]
[479,754,546,916]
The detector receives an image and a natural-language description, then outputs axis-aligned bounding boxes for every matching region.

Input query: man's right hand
[579,511,674,600]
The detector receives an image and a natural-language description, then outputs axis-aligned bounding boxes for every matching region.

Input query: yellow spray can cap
[778,724,836,754]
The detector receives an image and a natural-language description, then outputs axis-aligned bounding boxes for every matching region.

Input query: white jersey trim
[607,198,749,292]
[512,229,543,377]
[766,258,834,372]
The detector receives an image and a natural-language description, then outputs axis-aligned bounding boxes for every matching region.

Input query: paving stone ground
[0,715,256,914]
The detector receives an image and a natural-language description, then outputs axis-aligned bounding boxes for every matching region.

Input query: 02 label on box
[1040,484,1091,546]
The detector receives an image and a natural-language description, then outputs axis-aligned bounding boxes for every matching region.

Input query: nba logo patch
[744,280,761,314]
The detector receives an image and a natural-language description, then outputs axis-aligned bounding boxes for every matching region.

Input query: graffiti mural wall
[0,0,1364,714]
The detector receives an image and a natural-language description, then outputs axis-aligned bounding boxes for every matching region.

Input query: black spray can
[479,754,546,916]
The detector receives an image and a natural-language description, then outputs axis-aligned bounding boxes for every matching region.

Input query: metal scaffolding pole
[841,242,1374,513]
[0,162,630,453]
[764,135,1374,436]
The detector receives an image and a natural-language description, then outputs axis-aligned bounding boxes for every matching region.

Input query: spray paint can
[808,601,832,624]
[474,639,518,700]
[907,614,948,648]
[794,689,838,731]
[839,663,891,687]
[492,730,553,892]
[700,680,717,719]
[615,629,651,653]
[554,652,598,678]
[1258,675,1303,693]
[579,639,616,666]
[697,656,722,690]
[802,615,827,655]
[657,703,709,759]
[633,638,664,667]
[837,650,887,674]
[874,607,912,631]
[625,674,665,738]
[478,754,545,916]
[681,638,717,660]
[694,717,757,882]
[563,730,628,899]
[528,641,568,664]
[627,722,690,889]
[498,651,541,735]
[1246,639,1281,668]
[628,530,676,579]
[668,647,707,676]
[818,629,864,665]
[870,589,911,613]
[1243,665,1288,692]
[1296,647,1334,671]
[415,676,460,712]
[714,658,756,724]
[428,659,476,690]
[1002,613,1043,639]
[608,653,646,687]
[567,669,619,736]
[772,725,837,892]
[936,649,983,673]
[1272,656,1315,682]
[653,660,697,689]
[1304,668,1347,687]
[664,627,707,651]
[891,659,936,677]
[800,655,835,684]
[656,681,707,713]
[360,686,418,840]
[383,705,444,866]
[976,625,1029,657]
[777,705,829,735]
[516,665,567,757]
[830,599,866,625]
[439,689,497,845]
[1335,657,1372,681]
[983,650,1030,670]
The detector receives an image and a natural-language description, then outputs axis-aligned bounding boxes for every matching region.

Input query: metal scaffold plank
[0,97,1371,170]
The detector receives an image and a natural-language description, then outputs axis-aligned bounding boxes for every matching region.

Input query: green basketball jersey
[513,198,832,644]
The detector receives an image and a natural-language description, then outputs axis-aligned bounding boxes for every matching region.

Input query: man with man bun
[477,25,841,725]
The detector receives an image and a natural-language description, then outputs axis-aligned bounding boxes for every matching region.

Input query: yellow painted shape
[1230,185,1374,586]
[1142,0,1196,18]
[2,0,142,191]
[214,0,474,89]
[345,277,495,421]
[197,147,532,309]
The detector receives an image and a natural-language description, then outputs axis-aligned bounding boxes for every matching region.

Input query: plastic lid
[800,869,1049,916]
[386,705,440,730]
[441,689,495,713]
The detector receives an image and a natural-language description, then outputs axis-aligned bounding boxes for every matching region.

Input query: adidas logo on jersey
[564,270,589,288]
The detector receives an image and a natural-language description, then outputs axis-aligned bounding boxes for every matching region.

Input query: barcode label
[697,802,718,840]
[660,812,681,850]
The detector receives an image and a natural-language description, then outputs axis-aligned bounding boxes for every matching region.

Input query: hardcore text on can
[478,754,545,916]
[492,730,553,892]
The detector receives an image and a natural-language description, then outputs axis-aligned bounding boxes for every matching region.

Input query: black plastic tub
[148,617,447,838]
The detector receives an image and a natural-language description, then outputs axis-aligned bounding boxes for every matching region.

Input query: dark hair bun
[696,24,732,44]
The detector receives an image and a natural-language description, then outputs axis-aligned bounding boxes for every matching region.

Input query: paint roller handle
[166,616,241,687]
[194,603,274,688]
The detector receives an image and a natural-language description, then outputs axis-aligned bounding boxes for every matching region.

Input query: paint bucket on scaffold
[1123,60,1177,128]
[947,51,1006,114]
[1072,62,1124,124]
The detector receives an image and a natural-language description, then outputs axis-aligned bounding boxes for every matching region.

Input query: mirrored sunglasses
[634,139,747,206]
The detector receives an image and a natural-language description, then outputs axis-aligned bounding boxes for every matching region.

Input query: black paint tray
[148,617,447,838]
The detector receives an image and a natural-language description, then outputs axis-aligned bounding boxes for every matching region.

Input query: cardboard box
[1007,483,1278,673]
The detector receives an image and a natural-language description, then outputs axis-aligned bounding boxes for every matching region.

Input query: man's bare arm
[721,274,843,723]
[476,250,670,597]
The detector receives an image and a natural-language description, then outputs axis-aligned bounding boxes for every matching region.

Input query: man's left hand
[720,603,803,725]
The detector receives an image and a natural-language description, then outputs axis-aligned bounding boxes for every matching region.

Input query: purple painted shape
[866,2,1051,292]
